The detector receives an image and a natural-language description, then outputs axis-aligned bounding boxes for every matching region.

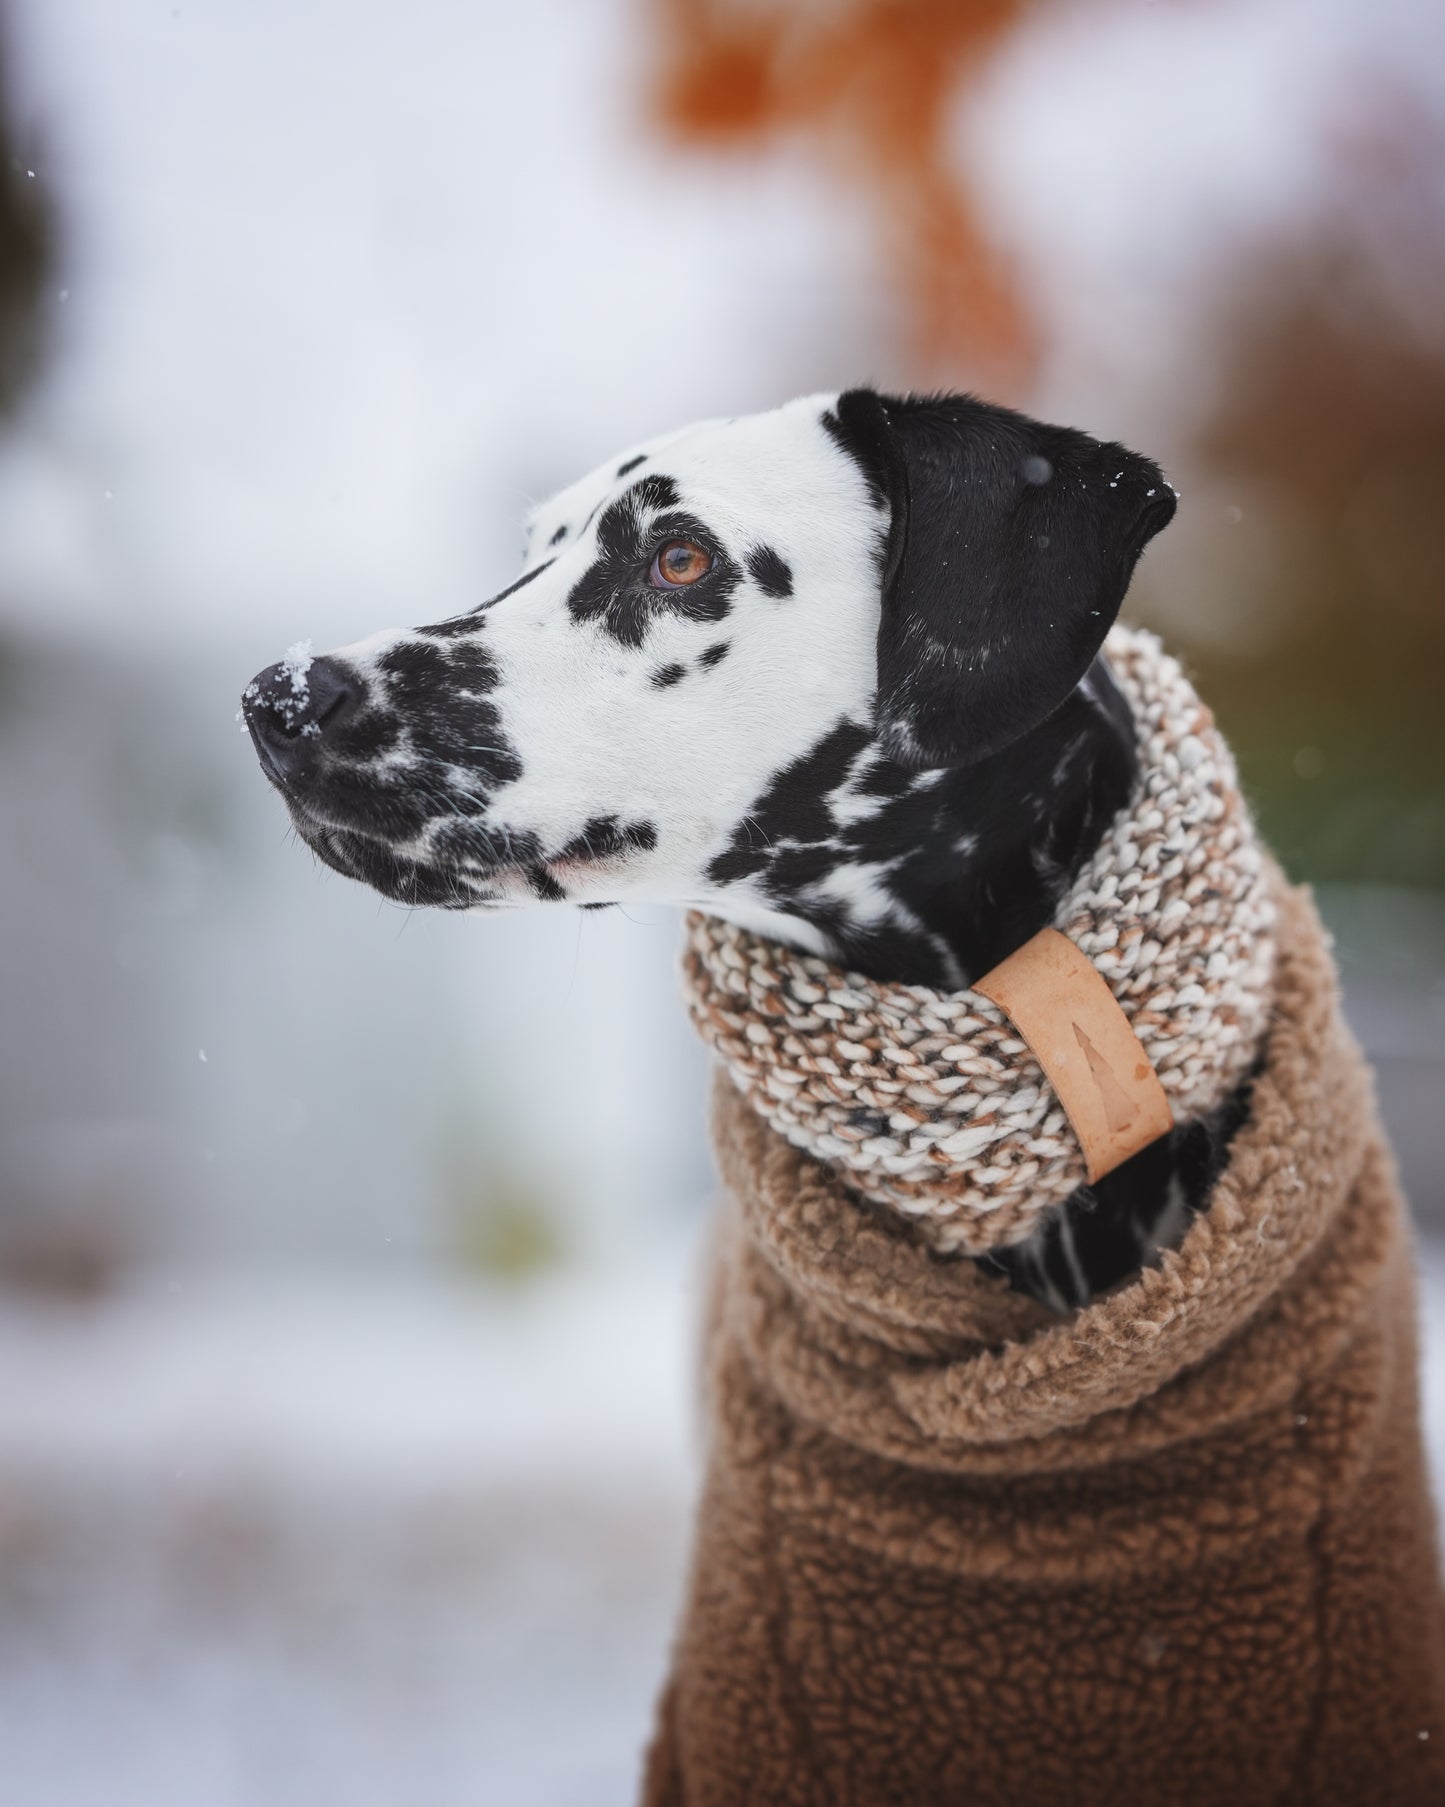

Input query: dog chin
[290,813,510,911]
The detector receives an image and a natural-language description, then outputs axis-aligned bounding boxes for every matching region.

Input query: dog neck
[685,627,1276,1309]
[710,656,1139,993]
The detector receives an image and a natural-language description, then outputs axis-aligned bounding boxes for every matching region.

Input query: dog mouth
[283,789,658,912]
[244,720,529,907]
[282,796,536,910]
[297,818,513,909]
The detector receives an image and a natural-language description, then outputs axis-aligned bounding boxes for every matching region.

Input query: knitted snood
[682,627,1277,1258]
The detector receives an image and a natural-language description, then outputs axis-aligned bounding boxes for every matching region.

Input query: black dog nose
[243,653,355,780]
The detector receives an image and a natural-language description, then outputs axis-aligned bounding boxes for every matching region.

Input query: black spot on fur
[567,476,738,647]
[549,524,568,546]
[744,719,870,844]
[746,545,793,598]
[652,662,687,689]
[704,824,771,886]
[822,401,891,509]
[378,639,449,691]
[616,453,647,477]
[760,844,837,891]
[528,865,567,902]
[855,757,914,798]
[370,634,522,787]
[444,640,501,692]
[421,559,555,637]
[632,472,680,512]
[699,641,730,668]
[556,816,658,862]
[706,718,871,885]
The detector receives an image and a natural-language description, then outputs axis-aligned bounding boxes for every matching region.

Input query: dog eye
[650,540,712,588]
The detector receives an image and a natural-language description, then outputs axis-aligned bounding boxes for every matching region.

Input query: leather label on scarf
[975,928,1173,1182]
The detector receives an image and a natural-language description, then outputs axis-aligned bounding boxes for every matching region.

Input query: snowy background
[0,1,1441,1802]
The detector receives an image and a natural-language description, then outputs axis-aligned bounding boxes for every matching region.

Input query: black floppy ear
[825,389,1176,768]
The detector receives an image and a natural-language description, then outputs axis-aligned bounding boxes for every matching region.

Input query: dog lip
[285,804,520,901]
[272,779,549,900]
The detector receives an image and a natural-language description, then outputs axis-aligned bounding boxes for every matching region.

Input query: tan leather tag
[974,928,1173,1183]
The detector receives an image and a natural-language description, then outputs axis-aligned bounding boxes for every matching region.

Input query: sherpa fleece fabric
[643,877,1445,1806]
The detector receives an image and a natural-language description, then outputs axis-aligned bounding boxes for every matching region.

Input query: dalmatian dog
[242,389,1246,1310]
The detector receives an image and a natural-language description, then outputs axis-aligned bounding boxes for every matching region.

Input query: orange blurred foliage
[649,0,1034,390]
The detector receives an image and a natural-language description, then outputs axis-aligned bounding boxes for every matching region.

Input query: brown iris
[650,539,712,588]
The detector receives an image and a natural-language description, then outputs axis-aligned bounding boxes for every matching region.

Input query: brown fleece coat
[644,880,1445,1806]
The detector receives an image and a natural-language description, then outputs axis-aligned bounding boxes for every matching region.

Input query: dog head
[243,390,1173,963]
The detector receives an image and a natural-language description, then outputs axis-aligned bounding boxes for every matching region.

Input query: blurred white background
[0,1,1441,1802]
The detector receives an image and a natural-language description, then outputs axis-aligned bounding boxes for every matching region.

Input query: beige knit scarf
[682,627,1277,1257]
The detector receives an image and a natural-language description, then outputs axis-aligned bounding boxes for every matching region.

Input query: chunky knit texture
[683,627,1277,1255]
[646,878,1445,1807]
